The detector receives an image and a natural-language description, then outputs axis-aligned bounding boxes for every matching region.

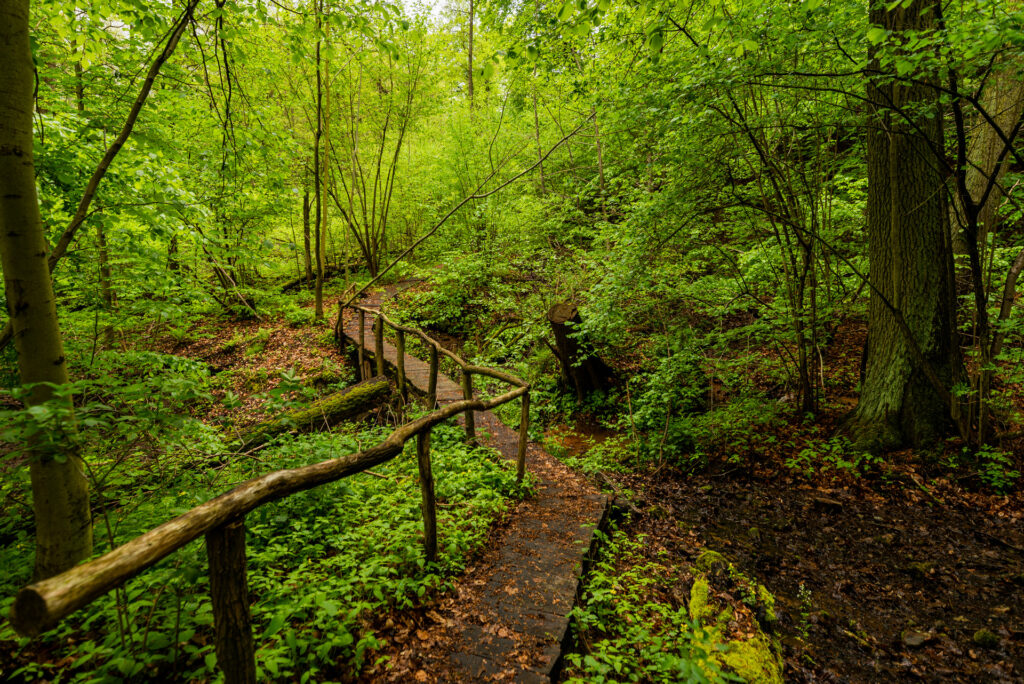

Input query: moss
[237,378,388,447]
[721,635,784,684]
[973,628,1000,648]
[689,549,784,684]
[689,578,712,622]
[695,550,729,574]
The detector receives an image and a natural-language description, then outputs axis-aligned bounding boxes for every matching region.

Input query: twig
[596,471,643,515]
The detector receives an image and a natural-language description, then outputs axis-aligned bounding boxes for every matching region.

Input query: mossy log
[279,262,360,293]
[234,375,389,448]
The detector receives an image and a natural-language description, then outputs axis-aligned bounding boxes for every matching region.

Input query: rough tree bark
[546,303,614,401]
[0,0,93,579]
[848,0,962,450]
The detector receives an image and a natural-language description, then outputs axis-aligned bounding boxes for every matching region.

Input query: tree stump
[546,303,615,400]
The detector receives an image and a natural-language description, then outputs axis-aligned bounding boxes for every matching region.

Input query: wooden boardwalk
[340,297,609,682]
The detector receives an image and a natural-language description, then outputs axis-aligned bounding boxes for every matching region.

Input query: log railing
[337,302,531,483]
[9,324,533,683]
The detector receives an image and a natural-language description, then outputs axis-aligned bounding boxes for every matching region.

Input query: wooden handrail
[9,387,526,638]
[342,303,528,388]
[11,301,537,684]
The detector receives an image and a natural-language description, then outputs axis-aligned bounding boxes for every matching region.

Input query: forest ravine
[2,0,1024,681]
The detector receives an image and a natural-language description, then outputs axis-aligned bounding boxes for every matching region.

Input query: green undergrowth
[565,525,782,683]
[0,420,527,682]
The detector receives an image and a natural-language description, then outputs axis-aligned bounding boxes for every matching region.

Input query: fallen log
[234,375,389,448]
[280,262,360,293]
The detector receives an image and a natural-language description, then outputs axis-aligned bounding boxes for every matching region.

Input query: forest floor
[546,319,1024,683]
[44,279,1021,683]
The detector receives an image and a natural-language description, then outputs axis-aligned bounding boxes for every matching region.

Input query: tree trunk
[546,303,614,400]
[467,0,474,107]
[168,233,180,272]
[302,188,313,284]
[950,60,1024,256]
[848,0,961,451]
[532,77,546,195]
[313,3,325,321]
[0,0,93,579]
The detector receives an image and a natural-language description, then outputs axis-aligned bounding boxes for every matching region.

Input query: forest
[1,0,1023,680]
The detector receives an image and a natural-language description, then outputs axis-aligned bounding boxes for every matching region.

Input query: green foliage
[401,252,502,334]
[245,328,272,357]
[784,436,882,479]
[0,422,524,682]
[565,530,728,683]
[972,445,1020,493]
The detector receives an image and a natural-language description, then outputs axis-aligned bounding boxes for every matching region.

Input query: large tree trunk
[547,303,614,401]
[0,0,93,579]
[849,0,961,451]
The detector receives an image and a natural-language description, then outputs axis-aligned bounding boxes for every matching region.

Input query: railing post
[206,518,256,684]
[374,315,385,378]
[517,389,530,482]
[357,310,366,382]
[427,344,438,409]
[336,304,346,355]
[396,330,407,403]
[416,430,437,562]
[462,370,475,441]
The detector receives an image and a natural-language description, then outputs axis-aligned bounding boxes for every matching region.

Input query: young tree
[0,0,92,579]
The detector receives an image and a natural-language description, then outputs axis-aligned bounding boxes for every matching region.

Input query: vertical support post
[396,330,407,403]
[517,389,530,482]
[336,304,346,355]
[427,343,438,409]
[206,518,256,684]
[357,310,365,382]
[374,315,385,377]
[416,430,437,562]
[462,369,475,441]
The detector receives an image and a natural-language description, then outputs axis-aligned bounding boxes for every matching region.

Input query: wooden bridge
[8,292,609,683]
[337,294,609,681]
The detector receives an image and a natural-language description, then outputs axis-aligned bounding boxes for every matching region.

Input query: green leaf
[648,30,663,55]
[265,613,287,636]
[558,1,573,21]
[866,26,887,44]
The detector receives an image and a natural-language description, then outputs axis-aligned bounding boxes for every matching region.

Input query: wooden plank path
[340,297,609,682]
